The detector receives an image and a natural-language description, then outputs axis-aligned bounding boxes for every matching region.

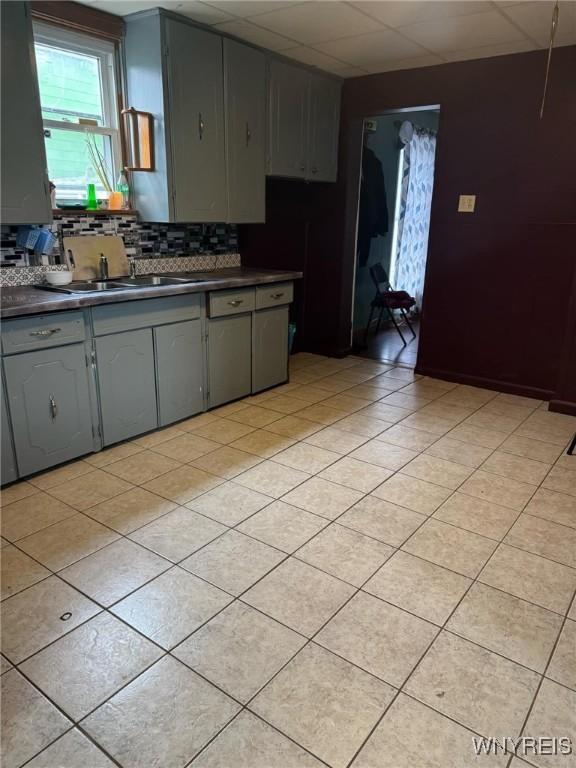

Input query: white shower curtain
[394,127,436,310]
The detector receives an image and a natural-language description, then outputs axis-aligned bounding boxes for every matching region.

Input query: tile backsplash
[0,213,239,265]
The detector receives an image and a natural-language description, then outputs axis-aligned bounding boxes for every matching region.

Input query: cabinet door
[4,345,93,476]
[1,2,51,224]
[154,320,204,427]
[208,314,251,408]
[224,39,266,223]
[95,330,157,445]
[308,73,341,182]
[1,375,18,484]
[165,18,226,222]
[252,307,289,393]
[268,59,308,179]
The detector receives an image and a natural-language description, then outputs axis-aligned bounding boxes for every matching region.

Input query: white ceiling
[86,0,576,76]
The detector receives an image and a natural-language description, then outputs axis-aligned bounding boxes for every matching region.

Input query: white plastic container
[45,270,73,286]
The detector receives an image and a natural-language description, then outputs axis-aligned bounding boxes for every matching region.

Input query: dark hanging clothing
[357,147,389,267]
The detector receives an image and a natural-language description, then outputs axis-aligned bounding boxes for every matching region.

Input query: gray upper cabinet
[268,58,341,182]
[307,73,341,182]
[165,18,226,222]
[224,39,266,223]
[4,345,94,477]
[95,329,158,445]
[154,320,204,426]
[1,1,51,224]
[267,59,309,179]
[125,12,226,222]
[1,373,18,485]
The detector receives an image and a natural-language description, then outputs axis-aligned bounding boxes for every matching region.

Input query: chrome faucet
[99,254,109,280]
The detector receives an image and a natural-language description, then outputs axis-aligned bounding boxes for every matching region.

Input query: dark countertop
[0,267,302,319]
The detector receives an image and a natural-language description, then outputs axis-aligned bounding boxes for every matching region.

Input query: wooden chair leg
[568,433,576,456]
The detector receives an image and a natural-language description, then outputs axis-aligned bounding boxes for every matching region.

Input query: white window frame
[33,22,121,195]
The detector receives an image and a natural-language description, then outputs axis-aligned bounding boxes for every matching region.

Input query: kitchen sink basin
[114,275,197,287]
[36,274,212,293]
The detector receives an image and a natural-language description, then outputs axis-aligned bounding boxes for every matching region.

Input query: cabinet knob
[271,293,284,299]
[300,164,305,171]
[312,166,318,174]
[198,112,204,141]
[246,122,251,146]
[228,299,243,307]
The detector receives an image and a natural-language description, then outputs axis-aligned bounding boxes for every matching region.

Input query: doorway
[352,107,439,366]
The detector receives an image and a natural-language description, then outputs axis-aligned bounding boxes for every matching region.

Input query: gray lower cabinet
[154,320,204,427]
[252,306,289,393]
[95,329,157,445]
[1,375,18,484]
[208,314,252,408]
[3,344,94,476]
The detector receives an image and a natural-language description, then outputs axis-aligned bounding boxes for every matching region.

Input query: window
[33,23,120,203]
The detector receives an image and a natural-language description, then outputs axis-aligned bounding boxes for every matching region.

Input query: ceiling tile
[214,18,297,49]
[441,39,535,61]
[351,1,493,29]
[205,1,301,17]
[400,9,527,53]
[174,1,235,24]
[251,2,383,44]
[361,53,445,73]
[499,1,576,46]
[91,0,231,20]
[331,65,368,78]
[315,28,428,66]
[282,45,347,69]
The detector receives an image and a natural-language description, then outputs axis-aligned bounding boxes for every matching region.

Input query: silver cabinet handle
[30,328,61,337]
[228,299,243,307]
[49,394,58,420]
[246,122,251,146]
[271,293,284,299]
[312,166,318,174]
[300,163,305,171]
[198,112,204,140]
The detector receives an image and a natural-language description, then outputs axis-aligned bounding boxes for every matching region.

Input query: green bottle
[86,183,98,210]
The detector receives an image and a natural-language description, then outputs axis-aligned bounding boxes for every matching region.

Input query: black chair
[567,434,576,455]
[365,263,417,346]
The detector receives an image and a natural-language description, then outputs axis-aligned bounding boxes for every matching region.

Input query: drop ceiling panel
[214,17,297,48]
[499,1,576,46]
[86,0,575,78]
[351,1,493,29]
[249,1,382,44]
[206,1,301,17]
[315,28,429,66]
[399,9,527,53]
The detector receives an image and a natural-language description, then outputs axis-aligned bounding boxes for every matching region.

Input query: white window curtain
[394,123,437,311]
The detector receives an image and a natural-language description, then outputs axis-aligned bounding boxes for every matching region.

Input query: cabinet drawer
[91,294,201,336]
[255,282,293,309]
[209,288,255,317]
[2,312,85,355]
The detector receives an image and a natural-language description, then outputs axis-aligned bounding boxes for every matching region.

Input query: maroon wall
[241,46,576,404]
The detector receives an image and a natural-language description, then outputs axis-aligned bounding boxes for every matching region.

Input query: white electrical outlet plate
[458,194,476,213]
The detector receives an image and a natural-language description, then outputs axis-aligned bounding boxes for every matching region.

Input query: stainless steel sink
[114,275,196,287]
[36,280,136,293]
[35,274,212,293]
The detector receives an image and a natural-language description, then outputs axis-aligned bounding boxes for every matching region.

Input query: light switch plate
[458,194,476,213]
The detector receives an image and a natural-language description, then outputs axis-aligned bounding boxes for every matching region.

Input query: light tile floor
[1,353,575,768]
